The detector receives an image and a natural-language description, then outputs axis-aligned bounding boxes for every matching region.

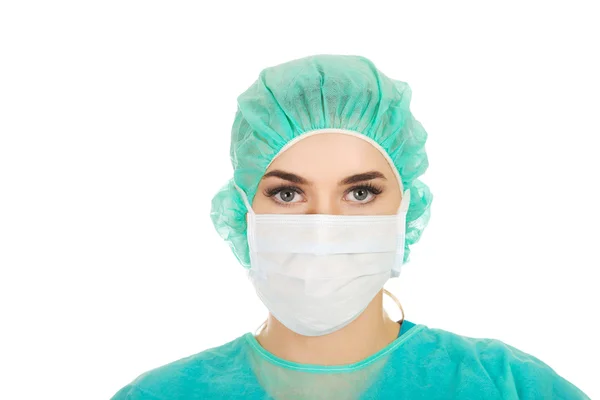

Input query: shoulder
[110,334,251,400]
[413,325,589,399]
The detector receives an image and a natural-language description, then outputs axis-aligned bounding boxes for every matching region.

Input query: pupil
[354,189,368,201]
[281,191,294,202]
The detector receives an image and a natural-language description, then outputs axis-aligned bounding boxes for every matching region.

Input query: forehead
[266,133,395,178]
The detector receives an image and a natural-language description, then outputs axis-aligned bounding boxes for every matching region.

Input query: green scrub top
[111,320,589,399]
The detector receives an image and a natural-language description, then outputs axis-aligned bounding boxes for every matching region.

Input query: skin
[251,132,403,365]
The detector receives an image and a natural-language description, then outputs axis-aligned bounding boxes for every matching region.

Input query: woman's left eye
[344,186,380,203]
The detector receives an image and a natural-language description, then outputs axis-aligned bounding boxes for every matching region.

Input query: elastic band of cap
[267,128,405,193]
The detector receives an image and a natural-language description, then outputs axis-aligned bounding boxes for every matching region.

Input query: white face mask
[242,188,411,337]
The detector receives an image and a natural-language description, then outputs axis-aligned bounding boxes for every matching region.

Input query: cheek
[375,187,402,215]
[250,190,273,214]
[389,190,403,213]
[385,195,402,214]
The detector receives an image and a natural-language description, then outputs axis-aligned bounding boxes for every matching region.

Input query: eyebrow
[262,170,386,185]
[339,171,386,185]
[262,170,309,184]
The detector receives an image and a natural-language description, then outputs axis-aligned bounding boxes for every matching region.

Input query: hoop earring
[383,288,405,324]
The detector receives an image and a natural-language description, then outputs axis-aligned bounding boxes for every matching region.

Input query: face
[252,133,402,215]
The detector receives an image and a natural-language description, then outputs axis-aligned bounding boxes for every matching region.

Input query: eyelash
[263,185,302,208]
[263,183,383,206]
[353,183,383,196]
[264,185,304,198]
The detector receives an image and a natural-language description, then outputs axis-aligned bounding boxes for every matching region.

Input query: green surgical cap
[210,54,433,268]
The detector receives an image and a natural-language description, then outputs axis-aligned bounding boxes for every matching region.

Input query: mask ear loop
[234,182,254,215]
[383,289,405,325]
[234,182,262,273]
[397,188,411,214]
[255,319,268,336]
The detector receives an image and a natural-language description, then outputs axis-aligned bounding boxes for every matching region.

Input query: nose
[305,194,343,215]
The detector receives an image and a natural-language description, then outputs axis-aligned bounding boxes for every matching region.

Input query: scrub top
[111,320,589,399]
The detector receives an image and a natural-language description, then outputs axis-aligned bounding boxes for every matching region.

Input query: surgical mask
[241,188,411,337]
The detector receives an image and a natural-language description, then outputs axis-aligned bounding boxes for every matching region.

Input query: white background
[1,1,598,399]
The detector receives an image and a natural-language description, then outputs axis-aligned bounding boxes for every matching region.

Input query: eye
[344,184,383,204]
[347,188,374,203]
[276,189,301,203]
[264,186,305,205]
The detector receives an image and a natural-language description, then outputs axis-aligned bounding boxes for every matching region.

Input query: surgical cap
[210,54,433,268]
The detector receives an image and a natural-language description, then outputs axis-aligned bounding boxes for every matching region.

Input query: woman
[112,54,589,399]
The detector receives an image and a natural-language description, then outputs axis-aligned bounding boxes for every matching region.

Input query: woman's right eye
[265,186,305,204]
[274,189,303,204]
